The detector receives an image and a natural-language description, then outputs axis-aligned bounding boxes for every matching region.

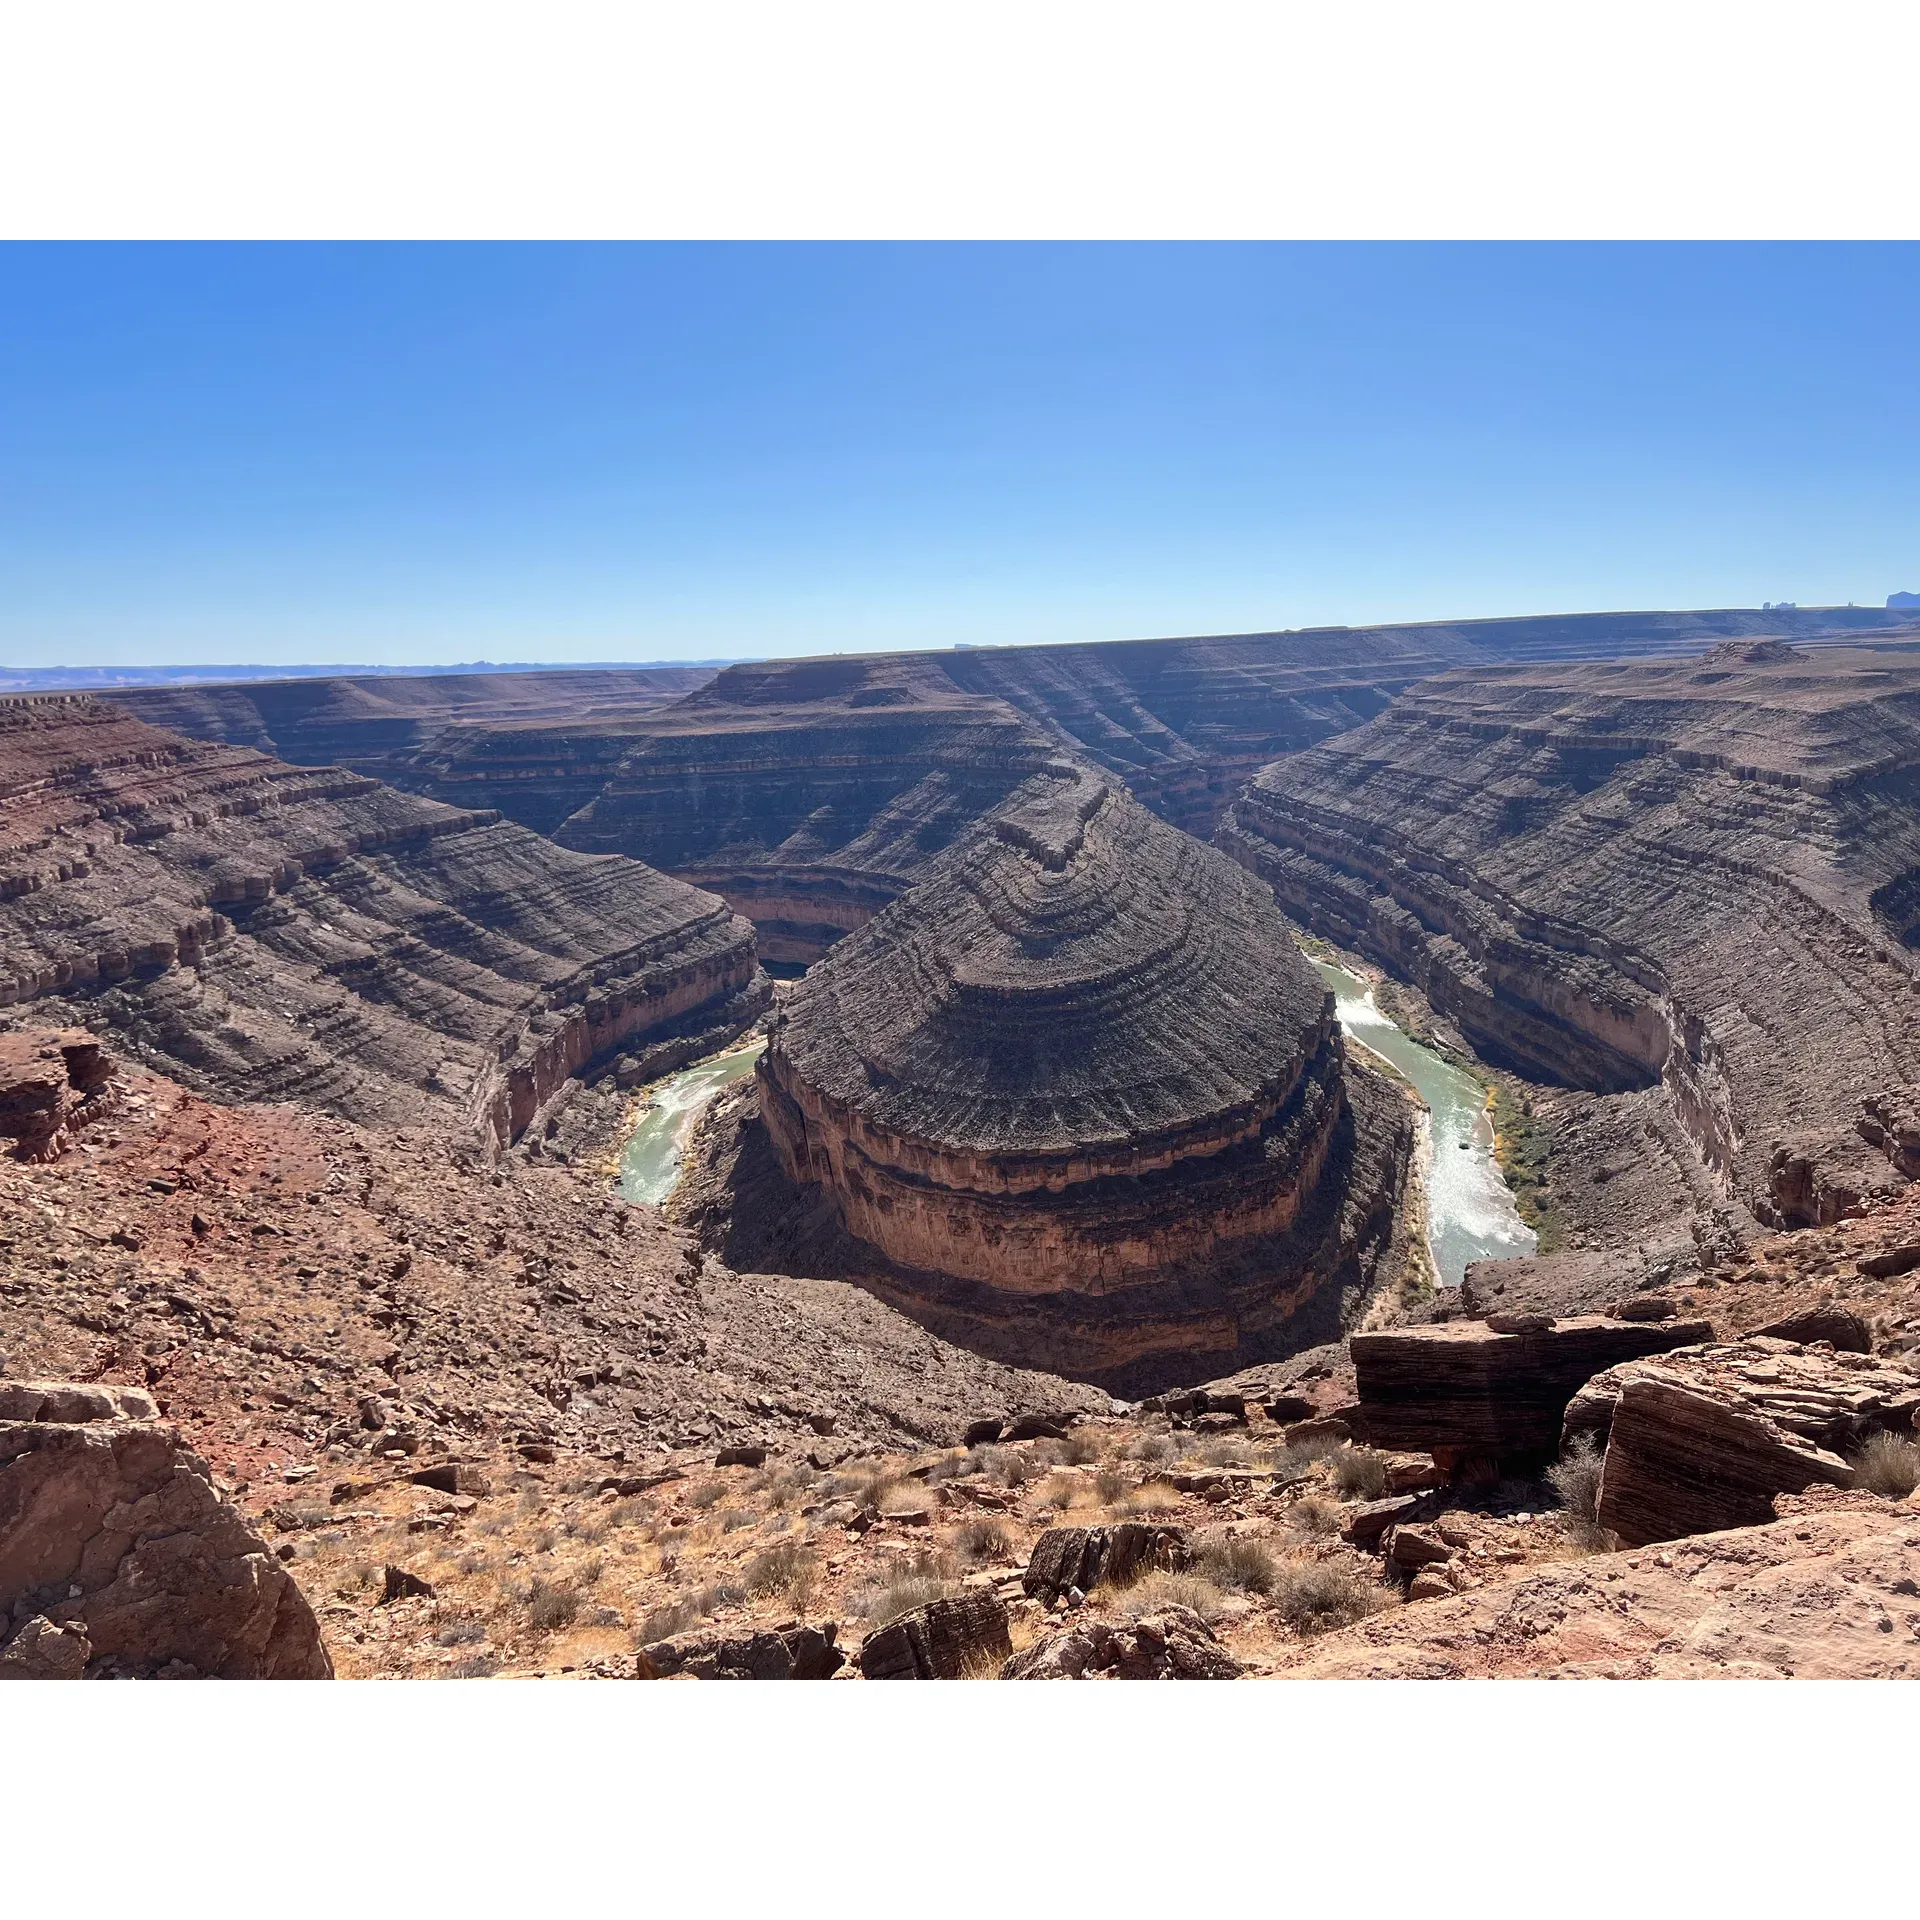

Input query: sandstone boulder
[1569,1340,1920,1546]
[858,1593,1012,1679]
[1753,1307,1872,1353]
[0,1381,331,1679]
[1349,1315,1714,1462]
[1022,1523,1189,1605]
[0,1030,119,1162]
[1001,1605,1242,1680]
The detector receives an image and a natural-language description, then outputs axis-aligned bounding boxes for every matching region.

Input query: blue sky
[2,243,1916,667]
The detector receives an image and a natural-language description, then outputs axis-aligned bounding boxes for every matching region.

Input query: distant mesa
[748,766,1408,1393]
[1892,591,1920,609]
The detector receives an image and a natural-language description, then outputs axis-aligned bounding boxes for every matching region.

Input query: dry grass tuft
[1854,1430,1920,1499]
[744,1540,818,1608]
[1194,1529,1278,1594]
[1328,1445,1390,1500]
[1112,1569,1232,1624]
[1271,1558,1377,1636]
[955,1517,1013,1564]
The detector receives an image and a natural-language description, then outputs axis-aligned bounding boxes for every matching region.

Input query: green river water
[618,976,1533,1292]
[1311,959,1535,1287]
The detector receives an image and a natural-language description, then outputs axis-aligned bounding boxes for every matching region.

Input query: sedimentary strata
[740,768,1409,1392]
[1221,642,1920,1275]
[0,1379,332,1679]
[120,610,1916,968]
[1349,1315,1712,1463]
[0,695,762,1144]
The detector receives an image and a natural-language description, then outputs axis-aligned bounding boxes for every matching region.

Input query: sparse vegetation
[432,1616,487,1646]
[1094,1466,1128,1505]
[1490,1080,1563,1254]
[1271,1558,1377,1635]
[1037,1469,1088,1510]
[955,1517,1012,1564]
[682,1479,727,1511]
[1194,1529,1278,1594]
[852,1549,960,1627]
[1328,1445,1390,1500]
[1197,1436,1253,1467]
[744,1539,818,1607]
[526,1578,582,1632]
[1854,1430,1920,1499]
[1113,1569,1231,1624]
[1059,1429,1102,1466]
[1125,1431,1175,1464]
[1286,1493,1342,1537]
[1547,1435,1610,1549]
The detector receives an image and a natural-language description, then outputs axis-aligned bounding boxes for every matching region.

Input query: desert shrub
[956,1517,1012,1564]
[530,1526,558,1554]
[1126,1431,1176,1465]
[1271,1559,1376,1636]
[719,1508,754,1533]
[852,1549,958,1626]
[991,1448,1030,1488]
[1037,1470,1087,1510]
[1197,1436,1253,1468]
[1283,1430,1347,1466]
[1854,1430,1920,1499]
[433,1616,488,1647]
[1060,1429,1102,1466]
[606,1498,654,1529]
[526,1578,582,1632]
[448,1653,499,1679]
[1113,1569,1231,1624]
[637,1596,706,1643]
[576,1555,605,1586]
[1095,1466,1129,1505]
[763,1466,818,1511]
[563,1512,609,1544]
[925,1451,977,1484]
[745,1540,817,1605]
[682,1479,727,1511]
[1128,1480,1184,1515]
[1286,1494,1342,1538]
[1328,1446,1390,1501]
[1195,1530,1278,1594]
[1552,1444,1602,1516]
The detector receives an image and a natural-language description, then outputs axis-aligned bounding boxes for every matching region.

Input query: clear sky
[2,243,1916,668]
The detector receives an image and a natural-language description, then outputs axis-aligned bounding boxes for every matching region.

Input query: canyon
[723,766,1410,1393]
[107,606,1920,965]
[0,695,764,1147]
[9,609,1920,1682]
[1219,639,1920,1293]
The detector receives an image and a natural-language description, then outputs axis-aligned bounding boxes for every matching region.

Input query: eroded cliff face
[1218,643,1920,1246]
[686,771,1411,1394]
[0,697,763,1146]
[106,611,1920,973]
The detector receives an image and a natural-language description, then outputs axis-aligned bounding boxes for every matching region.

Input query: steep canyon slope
[1219,641,1920,1276]
[683,768,1411,1394]
[0,696,762,1145]
[111,609,1920,965]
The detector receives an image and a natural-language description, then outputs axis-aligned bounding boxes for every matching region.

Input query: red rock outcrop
[0,695,764,1146]
[0,1379,332,1678]
[748,768,1411,1392]
[0,1028,121,1161]
[1559,1337,1920,1545]
[1350,1315,1713,1463]
[1277,1501,1920,1678]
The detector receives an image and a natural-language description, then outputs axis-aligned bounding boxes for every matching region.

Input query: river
[617,974,1533,1289]
[617,1040,767,1206]
[1311,959,1535,1287]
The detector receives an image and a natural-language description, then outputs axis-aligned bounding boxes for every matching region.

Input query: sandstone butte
[112,606,1920,968]
[749,766,1410,1395]
[0,694,766,1147]
[1220,639,1920,1292]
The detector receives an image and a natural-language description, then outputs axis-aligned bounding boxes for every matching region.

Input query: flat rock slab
[1276,1505,1920,1678]
[1022,1523,1189,1604]
[1350,1316,1714,1457]
[1569,1340,1920,1546]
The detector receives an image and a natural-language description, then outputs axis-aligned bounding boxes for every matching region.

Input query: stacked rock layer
[0,696,763,1145]
[757,768,1409,1391]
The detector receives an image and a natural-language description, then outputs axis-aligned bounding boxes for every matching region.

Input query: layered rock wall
[0,696,762,1145]
[1220,644,1920,1245]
